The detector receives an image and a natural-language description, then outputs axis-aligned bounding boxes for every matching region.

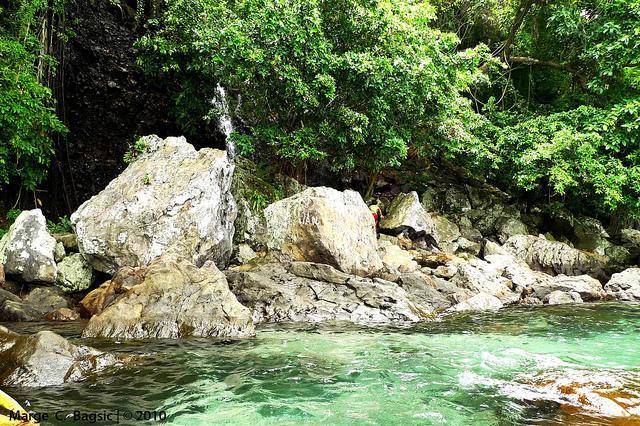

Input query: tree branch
[509,56,588,87]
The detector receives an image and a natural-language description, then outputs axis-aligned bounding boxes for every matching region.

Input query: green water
[4,302,640,425]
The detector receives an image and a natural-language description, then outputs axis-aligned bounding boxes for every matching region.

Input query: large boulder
[71,135,237,274]
[502,235,608,279]
[225,262,428,324]
[0,326,118,387]
[604,268,640,301]
[380,192,435,238]
[620,229,640,260]
[82,256,254,339]
[1,210,57,283]
[55,254,96,293]
[260,187,382,277]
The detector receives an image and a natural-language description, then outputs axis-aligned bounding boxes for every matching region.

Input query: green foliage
[136,0,474,177]
[47,215,73,234]
[244,189,270,213]
[0,208,23,238]
[496,98,640,217]
[123,137,149,164]
[0,1,67,192]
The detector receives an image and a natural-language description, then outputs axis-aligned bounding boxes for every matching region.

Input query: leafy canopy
[0,1,67,192]
[137,0,477,178]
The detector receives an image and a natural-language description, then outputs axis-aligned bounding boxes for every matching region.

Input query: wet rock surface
[0,326,119,387]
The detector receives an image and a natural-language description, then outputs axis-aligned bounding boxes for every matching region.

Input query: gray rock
[82,255,254,339]
[55,254,96,293]
[225,262,428,324]
[0,287,70,322]
[620,229,640,259]
[496,217,529,244]
[544,290,583,305]
[444,187,471,213]
[431,214,461,253]
[573,216,610,255]
[529,274,605,301]
[54,242,66,262]
[502,235,608,279]
[421,187,440,212]
[71,135,237,273]
[450,292,503,312]
[260,187,382,277]
[234,243,258,264]
[380,192,435,238]
[0,327,119,387]
[397,272,454,312]
[604,268,640,301]
[450,258,521,304]
[456,237,481,256]
[2,210,57,283]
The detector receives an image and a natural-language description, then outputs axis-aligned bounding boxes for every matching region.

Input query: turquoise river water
[3,302,640,425]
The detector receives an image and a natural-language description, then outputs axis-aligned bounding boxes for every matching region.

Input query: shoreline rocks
[260,187,383,277]
[225,261,429,324]
[71,135,237,274]
[0,326,119,387]
[82,256,254,340]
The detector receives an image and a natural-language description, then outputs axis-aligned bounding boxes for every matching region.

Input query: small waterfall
[212,84,236,159]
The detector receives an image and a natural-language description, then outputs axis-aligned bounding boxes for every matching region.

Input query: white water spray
[212,84,236,159]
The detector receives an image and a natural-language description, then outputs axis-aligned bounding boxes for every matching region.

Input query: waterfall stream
[212,84,236,159]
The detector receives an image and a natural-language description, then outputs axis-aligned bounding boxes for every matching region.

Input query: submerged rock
[71,135,237,274]
[82,256,254,340]
[1,210,57,283]
[225,262,428,324]
[260,187,382,277]
[0,326,118,387]
[605,268,640,301]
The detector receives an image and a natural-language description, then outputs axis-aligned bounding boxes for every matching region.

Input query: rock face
[0,326,118,387]
[605,268,640,301]
[380,192,435,237]
[1,210,57,283]
[71,135,237,274]
[502,235,608,279]
[55,254,96,293]
[260,187,382,277]
[225,262,428,324]
[82,256,254,339]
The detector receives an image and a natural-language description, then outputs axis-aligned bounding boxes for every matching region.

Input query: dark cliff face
[50,0,178,213]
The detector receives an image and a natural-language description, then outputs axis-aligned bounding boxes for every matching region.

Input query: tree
[137,0,476,190]
[0,1,67,194]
